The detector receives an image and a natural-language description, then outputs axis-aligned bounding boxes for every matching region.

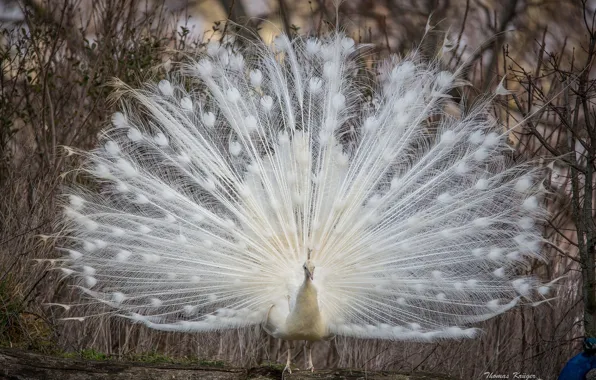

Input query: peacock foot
[283,364,293,374]
[283,365,302,373]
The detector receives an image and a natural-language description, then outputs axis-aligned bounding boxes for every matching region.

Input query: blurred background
[0,0,594,378]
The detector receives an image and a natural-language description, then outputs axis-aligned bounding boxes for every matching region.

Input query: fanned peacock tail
[56,33,553,340]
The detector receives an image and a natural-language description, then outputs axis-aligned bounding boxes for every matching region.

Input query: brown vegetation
[0,347,455,380]
[0,0,594,379]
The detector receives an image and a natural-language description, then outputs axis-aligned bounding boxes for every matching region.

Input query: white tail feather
[58,34,549,340]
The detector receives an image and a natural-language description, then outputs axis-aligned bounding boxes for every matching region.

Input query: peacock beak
[305,269,314,281]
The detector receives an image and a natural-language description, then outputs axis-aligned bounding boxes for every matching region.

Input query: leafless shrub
[0,0,592,378]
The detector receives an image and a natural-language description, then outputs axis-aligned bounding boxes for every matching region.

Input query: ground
[0,348,455,380]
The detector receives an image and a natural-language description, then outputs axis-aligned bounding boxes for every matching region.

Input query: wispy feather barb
[58,33,550,341]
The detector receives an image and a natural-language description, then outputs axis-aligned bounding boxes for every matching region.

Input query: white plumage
[58,34,552,368]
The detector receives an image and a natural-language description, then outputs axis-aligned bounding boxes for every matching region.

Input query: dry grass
[0,0,592,379]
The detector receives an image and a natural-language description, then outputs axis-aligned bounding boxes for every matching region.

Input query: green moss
[79,349,110,361]
[260,362,286,370]
[58,349,109,361]
[55,349,226,367]
[197,359,226,367]
[124,352,225,366]
[127,352,174,364]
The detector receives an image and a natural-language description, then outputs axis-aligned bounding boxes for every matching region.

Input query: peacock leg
[265,304,274,324]
[284,341,293,374]
[305,341,314,372]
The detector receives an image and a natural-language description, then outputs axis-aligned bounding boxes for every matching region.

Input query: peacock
[56,33,554,372]
[558,338,596,380]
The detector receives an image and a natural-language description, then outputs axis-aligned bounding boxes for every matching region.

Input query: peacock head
[303,260,315,281]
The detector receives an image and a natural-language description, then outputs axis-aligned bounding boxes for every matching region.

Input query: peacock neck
[294,275,318,312]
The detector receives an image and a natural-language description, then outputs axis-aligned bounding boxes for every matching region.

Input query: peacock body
[58,34,552,356]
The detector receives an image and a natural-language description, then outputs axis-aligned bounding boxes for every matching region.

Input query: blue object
[559,338,596,380]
